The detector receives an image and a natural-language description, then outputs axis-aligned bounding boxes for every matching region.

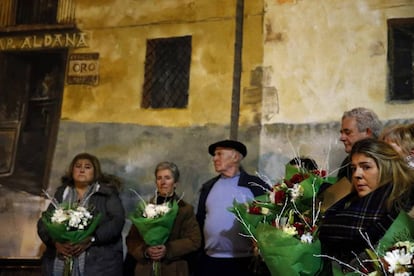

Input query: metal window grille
[0,0,75,27]
[388,18,414,101]
[142,36,191,109]
[16,0,58,24]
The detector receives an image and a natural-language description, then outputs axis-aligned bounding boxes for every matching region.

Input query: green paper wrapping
[256,223,323,276]
[285,164,301,180]
[365,210,414,274]
[285,165,337,210]
[228,195,277,237]
[376,210,414,251]
[129,200,179,245]
[41,212,102,244]
[328,211,414,276]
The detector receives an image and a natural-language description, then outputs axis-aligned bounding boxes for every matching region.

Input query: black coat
[37,182,125,276]
[196,168,268,245]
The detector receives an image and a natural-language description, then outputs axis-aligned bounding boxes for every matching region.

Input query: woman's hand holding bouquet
[129,192,179,276]
[41,190,102,276]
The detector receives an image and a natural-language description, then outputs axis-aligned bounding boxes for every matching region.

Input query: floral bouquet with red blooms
[229,163,337,276]
[41,191,102,276]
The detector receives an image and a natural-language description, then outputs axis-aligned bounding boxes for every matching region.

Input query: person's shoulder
[99,174,122,192]
[96,182,120,196]
[240,169,266,185]
[177,200,193,211]
[200,175,220,189]
[54,184,69,195]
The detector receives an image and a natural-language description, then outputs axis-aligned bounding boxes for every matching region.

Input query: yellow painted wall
[62,0,264,127]
[262,0,414,124]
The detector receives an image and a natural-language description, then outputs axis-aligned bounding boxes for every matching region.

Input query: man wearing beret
[195,140,268,276]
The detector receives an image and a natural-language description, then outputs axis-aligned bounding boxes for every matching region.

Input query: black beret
[208,140,247,157]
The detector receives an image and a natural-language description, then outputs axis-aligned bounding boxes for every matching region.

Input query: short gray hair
[342,107,382,138]
[154,161,180,182]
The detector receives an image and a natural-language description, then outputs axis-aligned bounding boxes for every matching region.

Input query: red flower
[284,179,293,188]
[293,222,305,236]
[249,205,261,215]
[312,170,327,177]
[274,190,286,205]
[289,173,308,184]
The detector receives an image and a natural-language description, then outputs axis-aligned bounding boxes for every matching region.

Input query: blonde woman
[380,123,414,168]
[319,139,414,273]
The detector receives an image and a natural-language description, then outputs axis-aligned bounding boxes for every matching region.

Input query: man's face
[212,147,238,175]
[340,117,371,153]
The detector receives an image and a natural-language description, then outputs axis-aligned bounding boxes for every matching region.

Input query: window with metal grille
[387,18,414,101]
[16,0,59,25]
[142,36,191,109]
[0,0,75,27]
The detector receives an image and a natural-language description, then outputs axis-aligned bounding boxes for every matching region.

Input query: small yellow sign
[67,53,99,85]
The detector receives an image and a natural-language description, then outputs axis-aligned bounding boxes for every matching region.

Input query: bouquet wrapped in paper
[228,194,276,236]
[330,211,414,276]
[41,204,102,243]
[41,202,102,276]
[229,163,337,276]
[129,198,179,275]
[256,222,322,275]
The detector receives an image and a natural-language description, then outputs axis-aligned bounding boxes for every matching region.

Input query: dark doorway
[0,50,66,195]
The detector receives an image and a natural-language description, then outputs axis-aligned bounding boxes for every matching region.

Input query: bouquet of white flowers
[129,193,179,276]
[323,211,414,276]
[41,191,101,276]
[142,203,171,219]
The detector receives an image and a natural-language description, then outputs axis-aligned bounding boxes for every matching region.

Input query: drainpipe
[230,0,244,140]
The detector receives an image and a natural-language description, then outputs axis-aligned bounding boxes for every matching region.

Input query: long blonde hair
[380,124,414,156]
[350,138,414,210]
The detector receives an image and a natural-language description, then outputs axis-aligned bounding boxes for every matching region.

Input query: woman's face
[351,153,380,197]
[72,159,95,186]
[156,169,176,197]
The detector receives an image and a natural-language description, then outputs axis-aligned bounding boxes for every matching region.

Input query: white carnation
[300,232,313,244]
[51,208,69,224]
[143,203,171,219]
[144,204,158,218]
[384,248,412,274]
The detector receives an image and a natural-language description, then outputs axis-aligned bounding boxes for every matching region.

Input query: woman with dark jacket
[318,139,414,274]
[37,152,125,275]
[125,161,201,276]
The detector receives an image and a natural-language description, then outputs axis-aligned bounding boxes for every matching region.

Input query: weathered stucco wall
[259,0,414,180]
[262,0,414,124]
[49,122,263,209]
[62,0,264,127]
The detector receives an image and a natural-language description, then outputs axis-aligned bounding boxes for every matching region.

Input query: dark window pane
[16,0,58,25]
[387,18,414,101]
[142,36,191,109]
